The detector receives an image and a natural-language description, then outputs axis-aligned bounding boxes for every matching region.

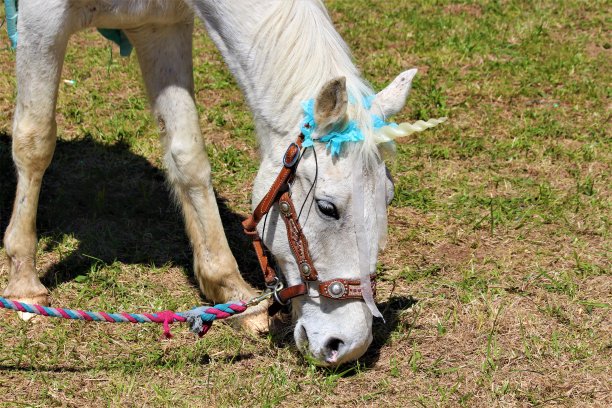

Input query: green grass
[1,1,610,406]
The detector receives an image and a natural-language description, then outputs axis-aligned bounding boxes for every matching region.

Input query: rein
[242,131,376,315]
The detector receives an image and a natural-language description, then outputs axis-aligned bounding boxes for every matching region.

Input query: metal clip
[245,281,284,307]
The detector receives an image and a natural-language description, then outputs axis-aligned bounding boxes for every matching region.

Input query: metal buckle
[266,276,282,290]
[267,277,290,305]
[283,143,300,168]
[273,288,291,306]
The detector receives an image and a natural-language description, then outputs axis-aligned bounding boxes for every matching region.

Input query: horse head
[250,69,433,365]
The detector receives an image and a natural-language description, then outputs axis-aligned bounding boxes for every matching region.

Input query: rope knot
[152,310,186,339]
[181,302,248,337]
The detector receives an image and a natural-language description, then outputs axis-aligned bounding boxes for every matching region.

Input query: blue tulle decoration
[300,96,396,156]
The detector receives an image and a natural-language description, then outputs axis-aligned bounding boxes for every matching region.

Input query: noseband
[242,132,376,315]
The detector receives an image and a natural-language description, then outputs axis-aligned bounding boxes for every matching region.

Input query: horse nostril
[326,337,344,351]
[324,337,345,364]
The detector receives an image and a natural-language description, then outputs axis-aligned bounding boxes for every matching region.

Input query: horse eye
[316,199,339,220]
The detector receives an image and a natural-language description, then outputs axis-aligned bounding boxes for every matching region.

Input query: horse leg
[3,3,74,314]
[126,22,268,332]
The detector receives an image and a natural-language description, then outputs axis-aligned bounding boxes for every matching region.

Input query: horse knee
[12,117,57,174]
[3,226,37,259]
[164,133,212,189]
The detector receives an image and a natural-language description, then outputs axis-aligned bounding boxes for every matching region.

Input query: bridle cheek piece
[241,132,377,315]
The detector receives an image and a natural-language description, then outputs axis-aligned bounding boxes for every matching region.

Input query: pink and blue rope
[0,296,247,338]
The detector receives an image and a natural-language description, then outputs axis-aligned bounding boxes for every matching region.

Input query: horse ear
[314,77,348,133]
[370,69,417,118]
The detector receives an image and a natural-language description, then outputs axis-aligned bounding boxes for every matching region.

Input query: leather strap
[242,139,302,232]
[276,275,377,304]
[247,233,277,286]
[278,192,318,281]
[319,276,377,299]
[242,137,303,285]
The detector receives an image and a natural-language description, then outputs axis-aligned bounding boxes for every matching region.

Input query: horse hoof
[2,293,50,322]
[237,302,270,335]
[17,311,37,321]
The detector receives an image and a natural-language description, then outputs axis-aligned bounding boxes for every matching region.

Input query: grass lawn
[0,1,610,406]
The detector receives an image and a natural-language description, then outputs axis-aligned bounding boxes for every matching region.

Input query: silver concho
[300,262,311,276]
[279,201,291,215]
[328,281,346,298]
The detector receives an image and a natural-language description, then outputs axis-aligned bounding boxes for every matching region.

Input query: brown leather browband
[241,132,377,314]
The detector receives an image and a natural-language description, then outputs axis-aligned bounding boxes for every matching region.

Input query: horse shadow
[0,131,263,293]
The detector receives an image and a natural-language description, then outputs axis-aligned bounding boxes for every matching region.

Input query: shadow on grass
[365,295,418,365]
[199,352,255,365]
[0,131,263,294]
[0,351,257,372]
[0,364,93,373]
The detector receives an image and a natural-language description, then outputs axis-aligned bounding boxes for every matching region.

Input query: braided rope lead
[0,296,247,338]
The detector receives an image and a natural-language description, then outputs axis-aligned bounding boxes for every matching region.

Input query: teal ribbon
[4,0,18,49]
[300,96,397,156]
[97,28,133,57]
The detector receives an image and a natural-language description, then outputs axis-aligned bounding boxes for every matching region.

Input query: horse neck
[192,0,370,163]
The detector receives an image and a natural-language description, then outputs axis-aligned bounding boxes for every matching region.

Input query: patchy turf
[0,1,610,406]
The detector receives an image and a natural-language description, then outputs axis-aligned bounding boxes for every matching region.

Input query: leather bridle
[242,131,376,315]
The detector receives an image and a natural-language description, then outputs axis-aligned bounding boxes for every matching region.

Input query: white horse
[3,0,433,366]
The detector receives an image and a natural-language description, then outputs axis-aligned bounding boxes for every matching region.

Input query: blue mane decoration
[300,96,398,156]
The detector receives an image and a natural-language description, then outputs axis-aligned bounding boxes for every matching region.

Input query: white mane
[250,0,381,161]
